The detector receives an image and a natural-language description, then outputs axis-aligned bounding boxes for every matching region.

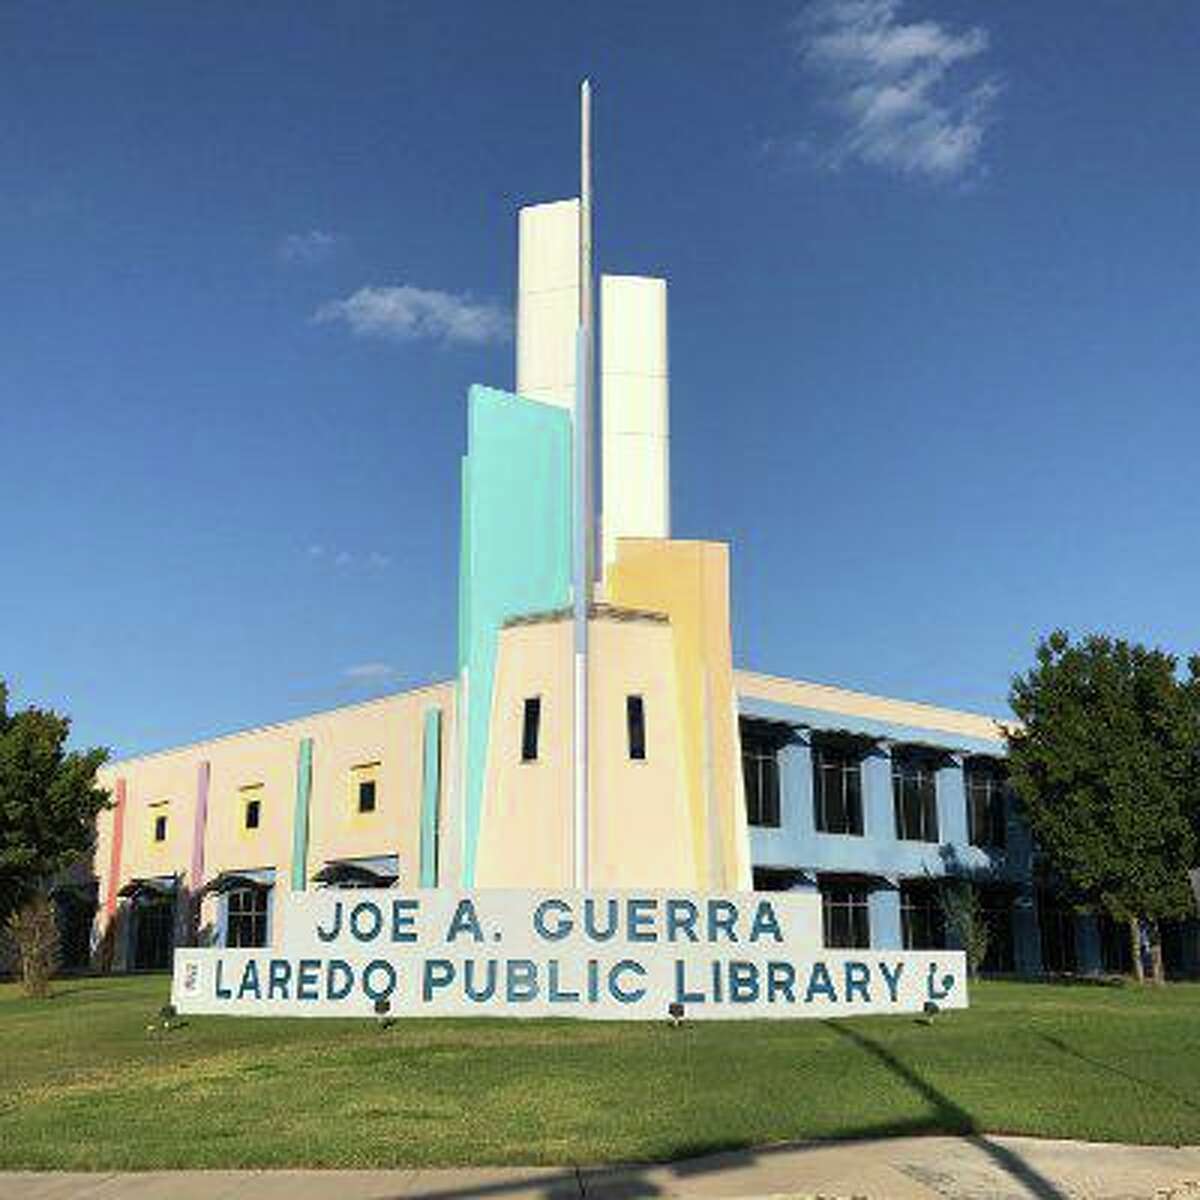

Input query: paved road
[3,1135,1200,1199]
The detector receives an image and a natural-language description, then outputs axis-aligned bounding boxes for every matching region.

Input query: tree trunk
[1128,917,1145,983]
[1148,921,1166,986]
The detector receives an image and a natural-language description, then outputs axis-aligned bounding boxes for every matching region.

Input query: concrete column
[600,275,669,571]
[937,757,968,846]
[782,739,815,840]
[863,752,894,841]
[516,199,580,409]
[869,884,902,949]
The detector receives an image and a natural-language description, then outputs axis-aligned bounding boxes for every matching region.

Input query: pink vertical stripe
[191,761,210,887]
[104,777,127,916]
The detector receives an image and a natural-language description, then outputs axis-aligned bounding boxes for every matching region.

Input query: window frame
[521,697,541,763]
[811,739,865,836]
[965,759,1008,850]
[626,694,646,761]
[740,719,785,829]
[357,778,377,814]
[226,885,270,949]
[152,813,168,843]
[820,880,871,949]
[892,751,940,843]
[348,762,381,819]
[899,880,946,950]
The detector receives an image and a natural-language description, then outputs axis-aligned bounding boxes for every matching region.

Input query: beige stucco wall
[473,613,696,888]
[94,681,455,951]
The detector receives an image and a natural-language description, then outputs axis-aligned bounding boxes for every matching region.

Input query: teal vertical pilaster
[291,737,313,891]
[420,709,442,887]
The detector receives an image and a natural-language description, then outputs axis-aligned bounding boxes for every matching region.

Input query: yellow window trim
[238,783,264,842]
[349,762,381,824]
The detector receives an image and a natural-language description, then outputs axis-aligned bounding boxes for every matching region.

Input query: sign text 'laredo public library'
[173,891,969,1020]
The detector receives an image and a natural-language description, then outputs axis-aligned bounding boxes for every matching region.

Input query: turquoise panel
[291,737,313,891]
[457,385,572,884]
[420,707,442,887]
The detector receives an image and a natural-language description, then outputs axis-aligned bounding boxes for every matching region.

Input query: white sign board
[172,890,968,1020]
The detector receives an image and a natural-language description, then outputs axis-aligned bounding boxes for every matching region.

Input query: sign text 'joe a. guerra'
[173,890,968,1020]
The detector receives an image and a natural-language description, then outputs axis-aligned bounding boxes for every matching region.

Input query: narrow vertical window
[626,695,646,760]
[357,779,377,814]
[245,798,261,830]
[521,697,541,762]
[153,814,168,843]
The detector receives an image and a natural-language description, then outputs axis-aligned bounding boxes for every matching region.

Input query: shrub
[6,893,60,998]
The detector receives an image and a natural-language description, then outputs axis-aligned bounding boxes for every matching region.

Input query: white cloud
[343,662,395,681]
[334,550,353,567]
[368,551,392,569]
[307,543,325,558]
[279,230,342,265]
[792,0,1001,180]
[314,285,511,346]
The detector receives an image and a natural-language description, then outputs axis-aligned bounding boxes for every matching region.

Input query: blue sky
[3,1,1199,758]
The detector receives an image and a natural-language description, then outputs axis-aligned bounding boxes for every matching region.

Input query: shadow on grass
[371,1022,1070,1199]
[822,1021,1066,1200]
[1035,1031,1199,1113]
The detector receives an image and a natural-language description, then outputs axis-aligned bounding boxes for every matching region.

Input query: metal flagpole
[572,80,593,889]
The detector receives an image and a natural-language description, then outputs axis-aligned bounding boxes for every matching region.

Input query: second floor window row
[740,719,1008,846]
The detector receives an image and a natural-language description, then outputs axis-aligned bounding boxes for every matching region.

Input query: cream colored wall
[600,275,669,570]
[474,619,572,887]
[94,682,455,948]
[735,671,1009,743]
[474,614,697,888]
[94,754,197,899]
[587,615,695,887]
[516,198,580,409]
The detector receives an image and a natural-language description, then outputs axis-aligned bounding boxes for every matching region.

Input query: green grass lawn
[1,974,1198,1169]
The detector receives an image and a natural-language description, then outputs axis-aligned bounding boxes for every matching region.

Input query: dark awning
[807,727,885,753]
[197,872,273,899]
[116,877,177,901]
[752,867,815,891]
[740,716,798,747]
[312,860,398,888]
[890,740,959,764]
[815,870,896,889]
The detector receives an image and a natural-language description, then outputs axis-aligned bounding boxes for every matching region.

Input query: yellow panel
[603,538,751,889]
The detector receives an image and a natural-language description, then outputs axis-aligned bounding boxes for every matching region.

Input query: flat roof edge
[734,668,1014,736]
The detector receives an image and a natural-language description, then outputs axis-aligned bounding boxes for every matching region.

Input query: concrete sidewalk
[3,1135,1199,1199]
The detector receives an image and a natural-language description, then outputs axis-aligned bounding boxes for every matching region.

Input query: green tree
[1005,633,1200,984]
[0,682,110,989]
